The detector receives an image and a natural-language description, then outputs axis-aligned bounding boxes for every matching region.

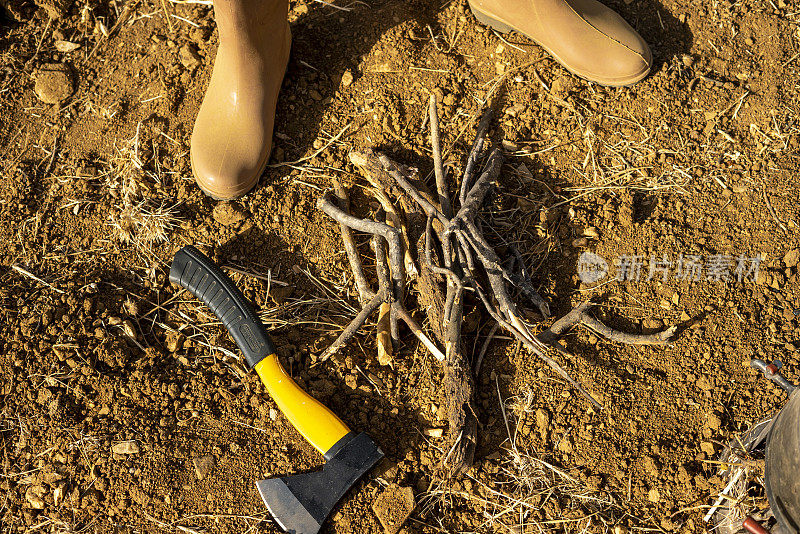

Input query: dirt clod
[193,455,216,480]
[25,485,46,509]
[33,63,74,104]
[179,43,202,70]
[372,484,414,534]
[212,201,246,226]
[784,248,799,267]
[111,440,140,455]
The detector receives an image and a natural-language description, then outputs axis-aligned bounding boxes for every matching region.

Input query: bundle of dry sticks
[317,97,675,477]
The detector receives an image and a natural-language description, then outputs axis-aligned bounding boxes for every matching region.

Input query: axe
[169,246,383,534]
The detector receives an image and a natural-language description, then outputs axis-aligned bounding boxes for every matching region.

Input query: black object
[256,432,384,534]
[169,245,275,368]
[765,390,800,533]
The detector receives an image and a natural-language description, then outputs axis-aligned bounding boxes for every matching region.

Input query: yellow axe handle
[170,246,351,457]
[254,354,350,455]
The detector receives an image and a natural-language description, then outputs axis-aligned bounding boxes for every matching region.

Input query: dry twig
[317,96,676,476]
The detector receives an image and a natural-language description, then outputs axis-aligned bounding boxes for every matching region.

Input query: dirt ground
[1,0,800,532]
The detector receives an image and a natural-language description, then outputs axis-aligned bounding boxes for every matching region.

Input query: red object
[743,516,770,534]
[767,364,779,375]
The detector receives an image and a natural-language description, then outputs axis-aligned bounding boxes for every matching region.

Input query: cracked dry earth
[2,0,800,532]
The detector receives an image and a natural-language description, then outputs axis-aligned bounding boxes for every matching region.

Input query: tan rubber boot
[191,0,291,199]
[469,0,651,86]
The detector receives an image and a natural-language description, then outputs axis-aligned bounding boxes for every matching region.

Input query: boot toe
[598,41,651,86]
[191,129,267,200]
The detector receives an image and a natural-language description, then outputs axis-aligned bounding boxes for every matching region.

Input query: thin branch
[539,302,676,346]
[319,292,385,362]
[332,179,371,303]
[429,95,451,218]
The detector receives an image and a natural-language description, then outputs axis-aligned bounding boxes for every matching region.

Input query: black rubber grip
[169,245,275,369]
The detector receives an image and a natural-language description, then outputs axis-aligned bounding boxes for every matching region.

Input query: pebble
[193,455,216,480]
[681,54,694,67]
[705,413,721,430]
[33,63,74,104]
[213,202,246,226]
[423,428,444,438]
[55,40,80,53]
[341,70,354,87]
[583,226,599,239]
[647,488,661,503]
[179,43,202,69]
[25,485,47,509]
[784,248,799,268]
[53,485,64,506]
[111,440,140,455]
[535,408,549,432]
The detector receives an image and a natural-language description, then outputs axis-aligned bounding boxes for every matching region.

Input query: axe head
[257,432,383,534]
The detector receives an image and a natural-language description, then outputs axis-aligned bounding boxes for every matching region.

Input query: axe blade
[257,432,384,534]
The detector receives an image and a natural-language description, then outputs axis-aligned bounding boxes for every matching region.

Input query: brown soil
[1,0,800,532]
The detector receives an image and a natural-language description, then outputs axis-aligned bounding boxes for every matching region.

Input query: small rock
[705,413,722,431]
[111,440,140,455]
[33,63,74,104]
[341,69,354,87]
[423,428,444,438]
[374,458,399,482]
[535,408,549,432]
[213,202,246,226]
[372,484,415,534]
[681,54,694,67]
[193,455,216,480]
[25,485,47,509]
[179,43,202,70]
[696,376,713,391]
[53,485,64,506]
[784,248,800,268]
[165,331,185,352]
[309,89,323,101]
[647,487,661,503]
[550,75,576,99]
[55,40,81,53]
